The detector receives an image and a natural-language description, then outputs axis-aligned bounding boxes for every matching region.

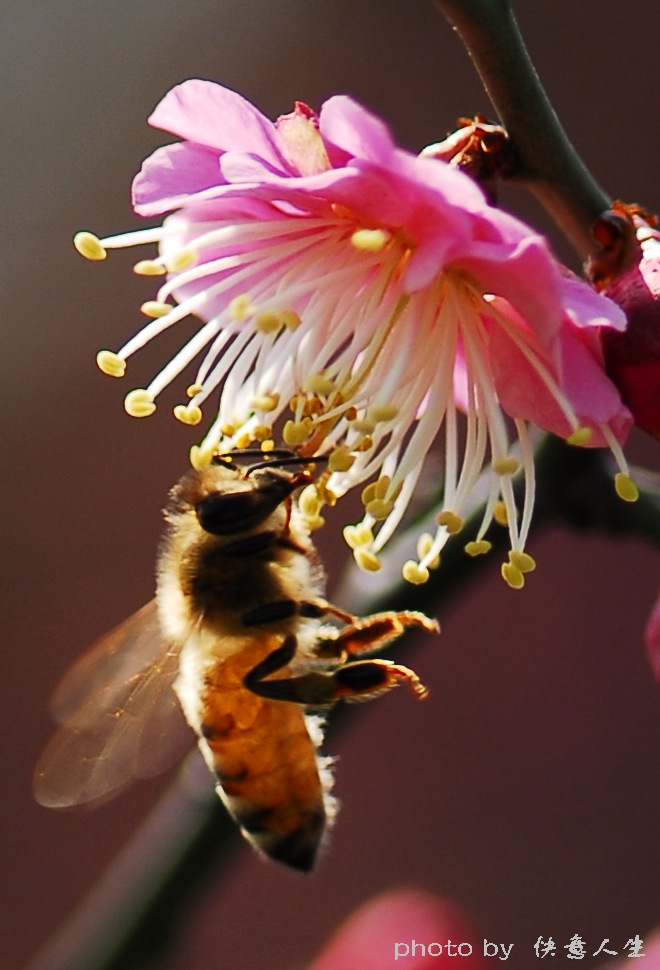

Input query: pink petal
[319,95,397,164]
[560,272,627,331]
[148,79,284,166]
[132,142,224,216]
[485,298,631,444]
[644,589,660,683]
[309,888,487,970]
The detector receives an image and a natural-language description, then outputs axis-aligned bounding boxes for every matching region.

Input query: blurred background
[3,1,660,967]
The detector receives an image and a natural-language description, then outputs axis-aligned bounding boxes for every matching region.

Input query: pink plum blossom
[76,79,635,586]
[308,888,487,970]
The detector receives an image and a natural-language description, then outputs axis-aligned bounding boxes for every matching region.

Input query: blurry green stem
[434,0,611,259]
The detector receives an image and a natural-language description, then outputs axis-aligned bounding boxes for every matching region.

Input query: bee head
[194,451,325,537]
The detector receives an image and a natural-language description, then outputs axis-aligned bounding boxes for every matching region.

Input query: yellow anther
[299,485,322,517]
[251,393,280,412]
[416,533,441,569]
[253,424,272,442]
[189,442,215,470]
[354,548,382,572]
[281,310,302,331]
[187,383,204,398]
[260,439,275,452]
[254,311,283,334]
[501,562,525,590]
[173,403,203,426]
[96,350,126,378]
[283,418,313,446]
[234,432,254,449]
[402,560,430,585]
[302,397,324,416]
[493,501,510,526]
[329,445,355,473]
[165,247,198,273]
[315,481,338,507]
[351,418,376,434]
[220,423,237,436]
[73,231,106,261]
[614,472,639,502]
[361,482,377,506]
[491,456,520,476]
[124,388,156,418]
[289,395,300,412]
[355,435,374,452]
[351,228,392,252]
[508,550,536,573]
[567,426,593,446]
[133,259,166,276]
[437,510,464,534]
[305,514,326,531]
[229,294,253,322]
[368,404,399,423]
[365,498,394,520]
[464,539,492,557]
[343,523,375,549]
[304,373,336,396]
[140,300,171,318]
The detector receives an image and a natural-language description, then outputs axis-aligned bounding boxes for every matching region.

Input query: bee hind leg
[315,609,440,659]
[244,635,428,706]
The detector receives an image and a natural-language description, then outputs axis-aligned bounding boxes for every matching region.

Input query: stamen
[133,260,167,276]
[437,510,464,534]
[464,539,492,556]
[251,393,280,412]
[229,294,253,321]
[187,383,204,398]
[368,404,399,423]
[254,311,284,334]
[283,417,313,446]
[614,472,639,502]
[173,403,203,426]
[417,533,441,569]
[165,247,198,273]
[124,388,156,418]
[491,456,520,476]
[329,445,355,473]
[354,548,382,572]
[365,499,394,520]
[343,523,375,549]
[282,310,302,331]
[402,560,430,584]
[96,350,126,378]
[73,231,107,261]
[190,441,216,470]
[501,562,525,589]
[493,501,509,526]
[141,301,171,318]
[508,550,536,573]
[299,485,322,517]
[566,426,593,446]
[351,228,392,252]
[304,373,336,396]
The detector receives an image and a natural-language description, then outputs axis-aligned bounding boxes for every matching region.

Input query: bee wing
[34,600,193,808]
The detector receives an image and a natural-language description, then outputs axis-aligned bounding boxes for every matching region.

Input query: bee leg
[244,638,428,705]
[242,599,351,626]
[315,610,440,659]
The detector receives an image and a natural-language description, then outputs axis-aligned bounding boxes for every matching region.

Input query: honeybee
[34,451,438,871]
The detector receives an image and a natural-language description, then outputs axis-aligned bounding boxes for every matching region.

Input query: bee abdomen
[192,647,333,871]
[222,793,326,872]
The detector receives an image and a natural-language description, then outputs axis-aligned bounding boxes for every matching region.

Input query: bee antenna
[245,454,329,475]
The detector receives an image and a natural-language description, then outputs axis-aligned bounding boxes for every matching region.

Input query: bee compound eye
[196,490,262,535]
